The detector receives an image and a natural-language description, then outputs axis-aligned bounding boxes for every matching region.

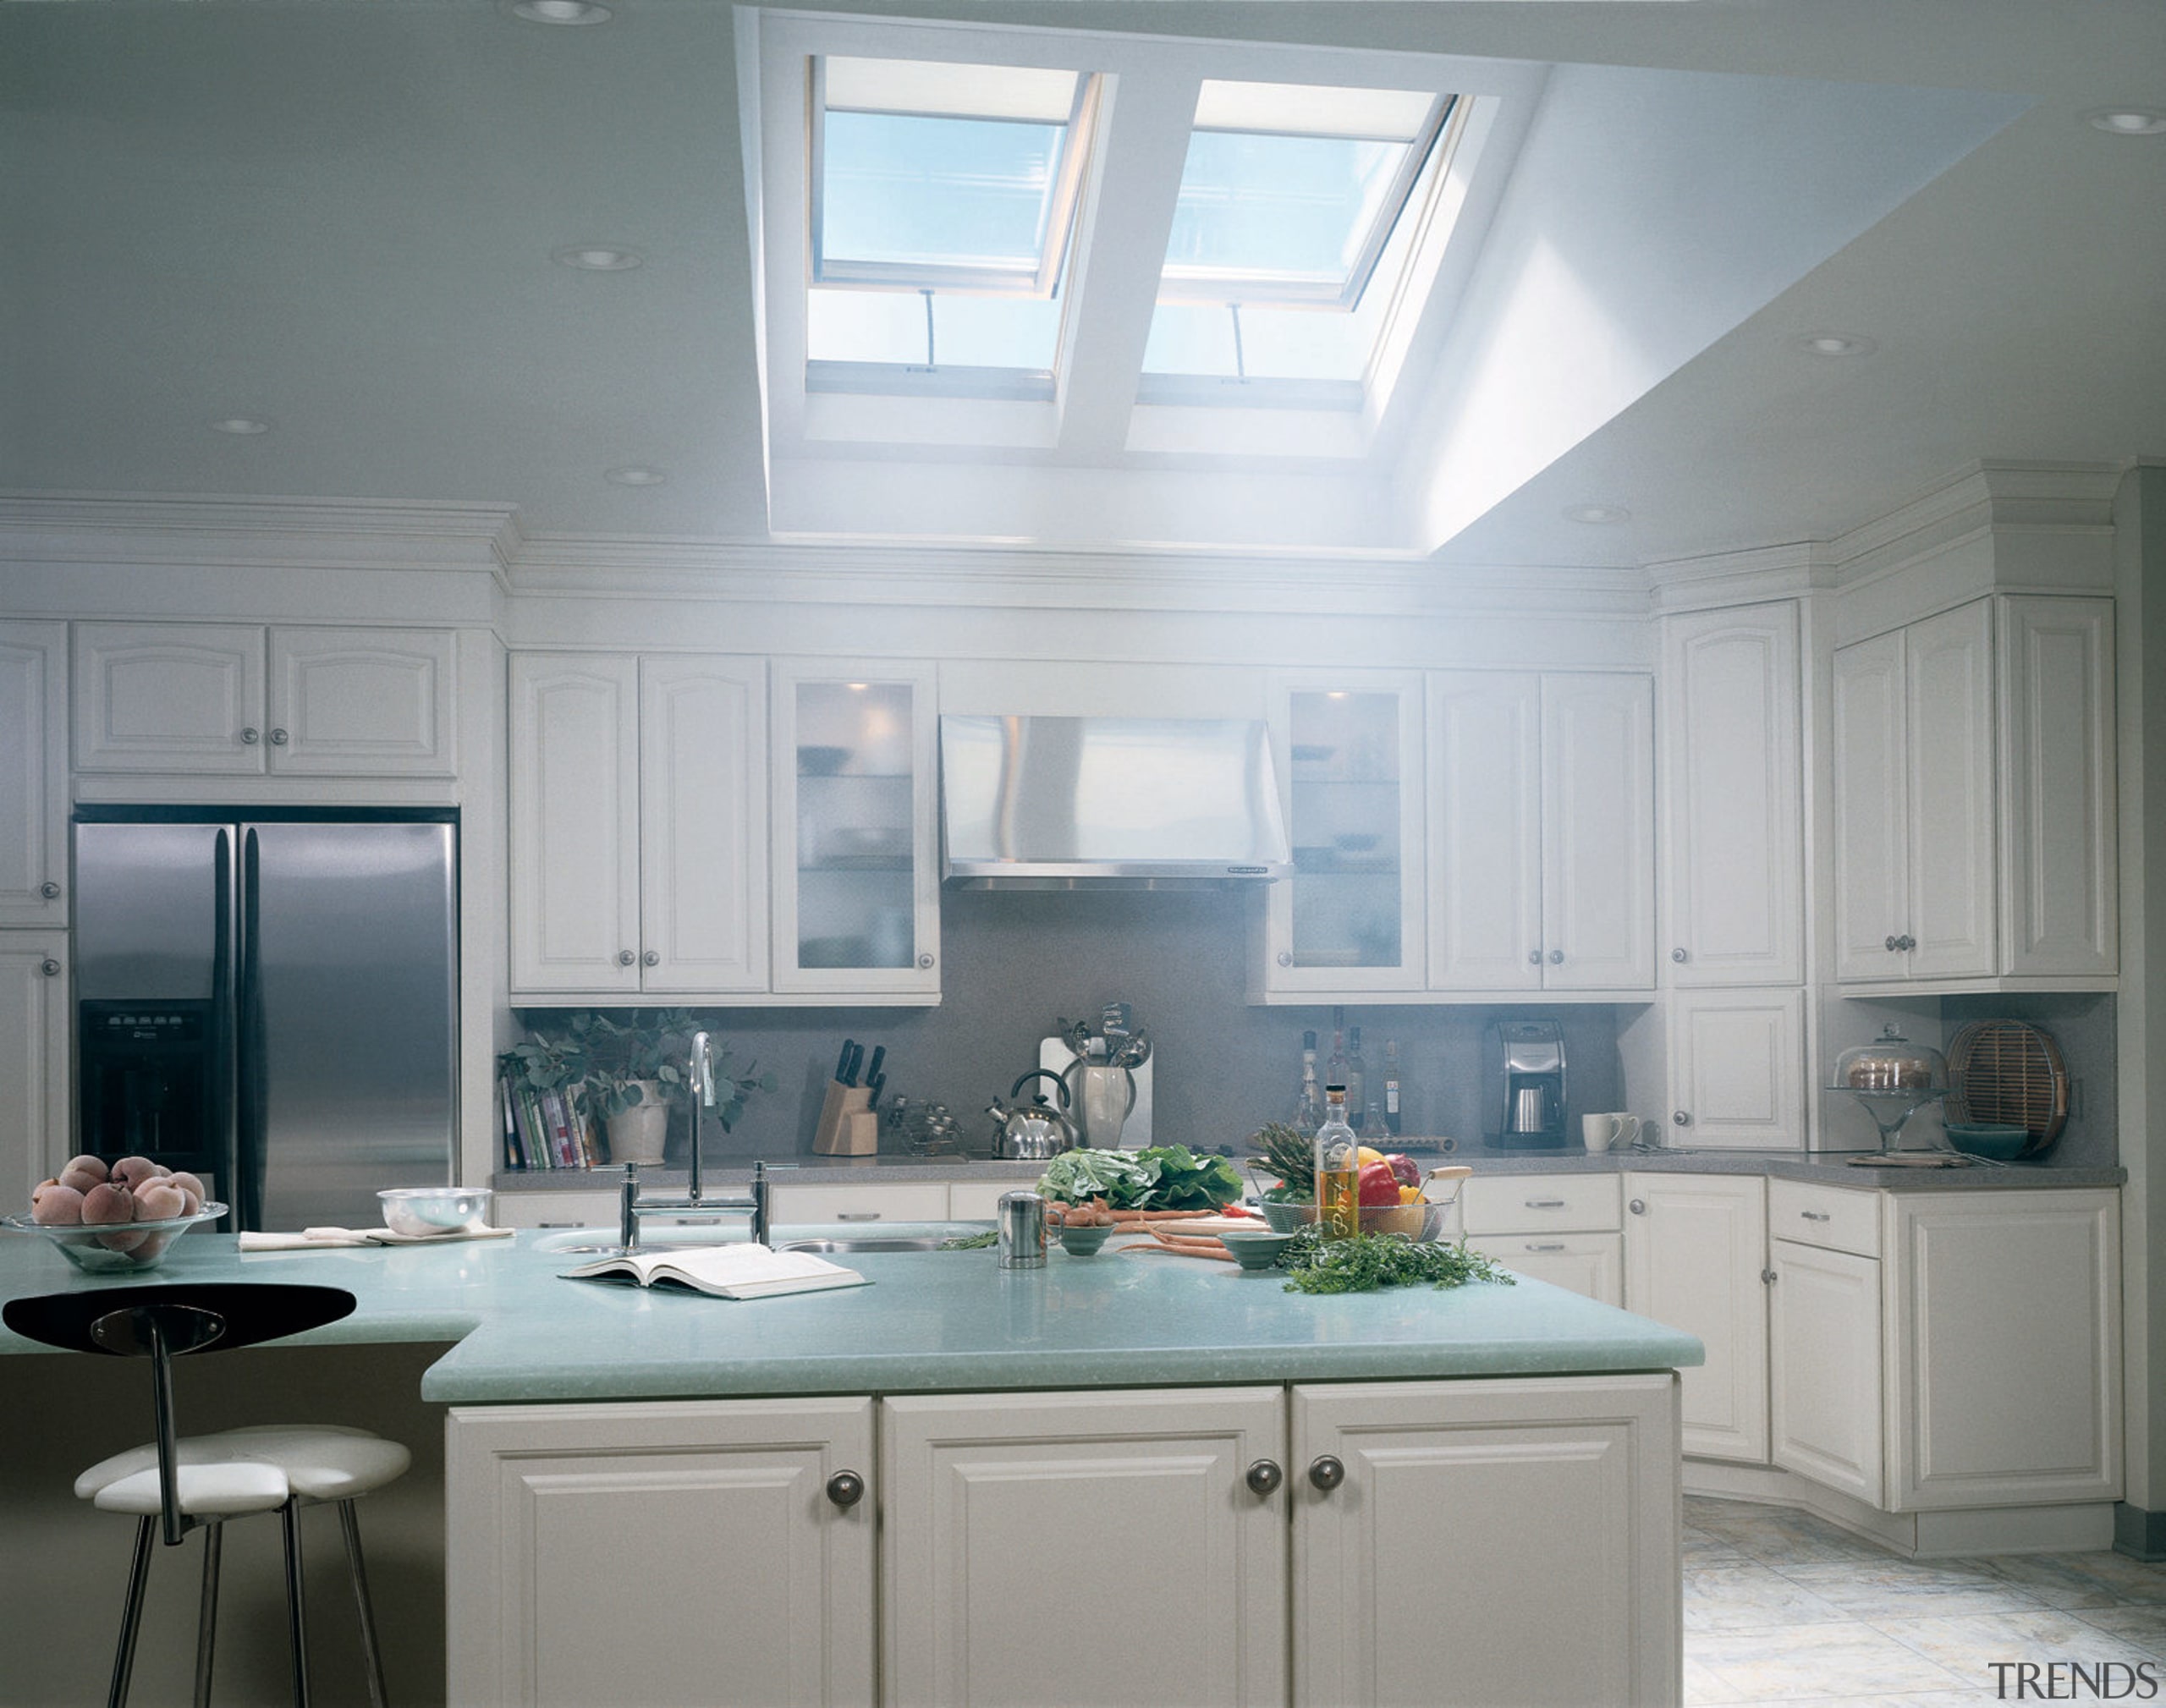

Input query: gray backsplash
[519,887,1628,1165]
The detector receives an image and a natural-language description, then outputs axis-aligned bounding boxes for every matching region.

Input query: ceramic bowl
[4,1203,228,1273]
[379,1186,494,1237]
[1058,1223,1113,1257]
[1943,1122,2031,1162]
[1218,1229,1297,1271]
[1256,1200,1309,1234]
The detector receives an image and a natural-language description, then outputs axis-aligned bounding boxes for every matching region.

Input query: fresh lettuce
[1036,1145,1242,1211]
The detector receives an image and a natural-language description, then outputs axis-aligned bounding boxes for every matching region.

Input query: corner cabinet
[74,622,457,777]
[1833,596,2115,988]
[1427,672,1655,994]
[508,653,768,998]
[0,623,69,927]
[771,660,940,999]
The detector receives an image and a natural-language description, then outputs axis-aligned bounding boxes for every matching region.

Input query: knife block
[812,1084,876,1156]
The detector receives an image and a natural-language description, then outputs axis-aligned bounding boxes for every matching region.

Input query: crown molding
[1829,459,2119,587]
[1643,541,1838,612]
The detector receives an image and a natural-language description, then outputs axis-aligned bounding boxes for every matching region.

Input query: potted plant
[499,1010,772,1167]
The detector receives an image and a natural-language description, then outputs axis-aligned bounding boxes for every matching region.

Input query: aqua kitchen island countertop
[0,1224,1703,1403]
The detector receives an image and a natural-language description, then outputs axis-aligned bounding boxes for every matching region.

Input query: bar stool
[3,1282,410,1708]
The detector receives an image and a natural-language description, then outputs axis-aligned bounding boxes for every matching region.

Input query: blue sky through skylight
[1162,132,1407,294]
[820,112,1067,277]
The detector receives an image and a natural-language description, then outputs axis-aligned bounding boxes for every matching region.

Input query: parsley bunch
[1274,1226,1516,1294]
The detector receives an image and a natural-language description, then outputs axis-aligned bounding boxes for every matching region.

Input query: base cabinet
[1624,1173,1769,1464]
[1769,1235,1884,1505]
[447,1377,1684,1708]
[0,935,69,1205]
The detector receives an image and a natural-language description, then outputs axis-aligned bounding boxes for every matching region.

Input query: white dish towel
[238,1226,516,1251]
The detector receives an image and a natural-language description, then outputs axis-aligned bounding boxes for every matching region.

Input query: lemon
[1356,1146,1386,1167]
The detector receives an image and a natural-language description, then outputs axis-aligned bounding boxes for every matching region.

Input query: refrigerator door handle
[210,827,240,1233]
[236,827,269,1233]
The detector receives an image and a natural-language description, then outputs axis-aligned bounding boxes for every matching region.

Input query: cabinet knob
[1528,949,1542,965]
[1671,947,1688,964]
[1629,1198,1646,1216]
[616,949,635,967]
[1885,935,1901,953]
[40,958,61,977]
[1762,1269,1778,1286]
[239,726,260,744]
[1245,1459,1284,1497]
[1307,1455,1345,1492]
[268,728,289,746]
[917,953,934,969]
[39,881,60,899]
[1548,949,1564,964]
[1278,951,1294,967]
[1898,934,1917,952]
[825,1470,865,1509]
[641,950,659,967]
[1672,1110,1691,1126]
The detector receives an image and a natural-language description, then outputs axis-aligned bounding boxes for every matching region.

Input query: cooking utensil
[378,1186,495,1237]
[843,1042,863,1087]
[987,1069,1079,1161]
[833,1039,855,1085]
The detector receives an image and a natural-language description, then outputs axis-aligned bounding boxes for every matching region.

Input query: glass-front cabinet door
[1262,671,1426,994]
[771,659,940,997]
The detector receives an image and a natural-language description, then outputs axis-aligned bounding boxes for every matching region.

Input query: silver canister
[996,1190,1047,1270]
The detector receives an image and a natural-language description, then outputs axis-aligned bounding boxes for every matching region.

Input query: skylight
[806,56,1097,387]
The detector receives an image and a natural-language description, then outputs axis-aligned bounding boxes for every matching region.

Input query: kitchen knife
[833,1039,855,1085]
[865,1045,885,1091]
[843,1042,864,1087]
[866,1070,887,1110]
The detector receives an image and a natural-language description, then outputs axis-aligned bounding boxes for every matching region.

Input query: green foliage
[498,1010,777,1126]
[1273,1226,1517,1295]
[1246,1121,1316,1200]
[1035,1145,1245,1211]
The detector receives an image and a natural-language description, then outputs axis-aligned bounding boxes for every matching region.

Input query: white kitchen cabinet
[1292,1376,1680,1708]
[1462,1172,1624,1305]
[446,1397,877,1707]
[1262,672,1427,995]
[1428,672,1654,993]
[508,652,767,997]
[883,1387,1286,1708]
[1663,986,1806,1148]
[1466,1232,1624,1304]
[74,622,456,777]
[771,659,940,999]
[0,623,68,927]
[0,935,69,1206]
[1833,596,2114,988]
[766,1180,949,1227]
[1769,1234,1883,1506]
[1659,603,1803,986]
[1624,1173,1769,1464]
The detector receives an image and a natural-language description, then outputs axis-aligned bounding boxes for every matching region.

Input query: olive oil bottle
[1314,1084,1360,1239]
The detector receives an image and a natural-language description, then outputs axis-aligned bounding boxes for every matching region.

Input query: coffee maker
[1483,1019,1567,1149]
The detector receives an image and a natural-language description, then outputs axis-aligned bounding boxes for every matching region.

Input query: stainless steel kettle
[987,1069,1079,1161]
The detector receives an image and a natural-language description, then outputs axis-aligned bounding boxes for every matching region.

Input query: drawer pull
[1307,1456,1345,1493]
[836,1211,882,1222]
[1629,1199,1646,1216]
[39,880,61,899]
[617,949,635,966]
[1548,949,1564,964]
[1245,1459,1284,1497]
[1528,949,1542,965]
[269,727,289,746]
[1799,1210,1832,1222]
[41,958,62,977]
[826,1470,866,1509]
[1762,1268,1778,1285]
[642,950,660,967]
[1886,935,1901,952]
[1524,1243,1567,1252]
[1278,951,1293,967]
[240,726,260,744]
[1524,1198,1566,1209]
[1673,1111,1692,1126]
[1671,947,1688,963]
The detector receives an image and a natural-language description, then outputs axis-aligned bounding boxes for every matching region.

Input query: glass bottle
[1345,1026,1367,1134]
[1293,1030,1322,1135]
[1327,1012,1349,1103]
[1315,1085,1360,1239]
[1382,1039,1403,1137]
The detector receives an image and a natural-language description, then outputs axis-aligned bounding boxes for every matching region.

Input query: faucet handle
[689,1031,716,1106]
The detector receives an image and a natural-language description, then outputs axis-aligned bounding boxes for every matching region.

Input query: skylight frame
[807,56,1102,300]
[1156,90,1457,311]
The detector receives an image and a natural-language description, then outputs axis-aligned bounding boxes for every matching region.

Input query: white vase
[603,1080,669,1165]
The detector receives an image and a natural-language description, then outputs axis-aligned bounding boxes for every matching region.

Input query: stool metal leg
[193,1520,223,1708]
[280,1497,311,1708]
[338,1500,392,1708]
[107,1513,155,1708]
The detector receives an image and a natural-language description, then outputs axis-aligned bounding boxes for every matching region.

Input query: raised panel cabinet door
[1668,988,1805,1149]
[882,1387,1286,1708]
[1998,596,2117,979]
[1541,673,1656,990]
[1624,1173,1769,1464]
[1769,1237,1883,1507]
[0,623,68,925]
[1904,599,1997,980]
[508,654,642,994]
[1465,1233,1624,1305]
[73,622,267,773]
[640,656,769,992]
[1661,605,1803,986]
[0,936,69,1207]
[1293,1376,1680,1708]
[446,1398,877,1708]
[267,627,457,776]
[1887,1189,2121,1511]
[1832,631,1908,981]
[1426,672,1542,991]
[1266,672,1427,993]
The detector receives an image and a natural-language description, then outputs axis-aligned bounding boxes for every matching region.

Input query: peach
[168,1170,206,1202]
[132,1179,188,1221]
[174,1184,204,1216]
[30,1181,85,1225]
[58,1159,107,1194]
[110,1156,167,1189]
[80,1181,134,1226]
[96,1227,149,1254]
[61,1154,108,1184]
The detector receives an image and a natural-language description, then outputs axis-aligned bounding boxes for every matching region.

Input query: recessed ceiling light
[503,0,613,25]
[552,244,645,272]
[605,466,665,486]
[1795,332,1877,358]
[2084,107,2166,135]
[208,417,271,436]
[1562,503,1630,525]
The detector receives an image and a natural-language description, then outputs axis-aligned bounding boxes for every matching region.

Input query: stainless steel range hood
[940,715,1292,889]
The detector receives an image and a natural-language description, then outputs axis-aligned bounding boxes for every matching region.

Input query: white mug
[1582,1112,1641,1152]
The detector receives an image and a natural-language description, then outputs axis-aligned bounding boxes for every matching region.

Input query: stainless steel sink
[780,1237,951,1255]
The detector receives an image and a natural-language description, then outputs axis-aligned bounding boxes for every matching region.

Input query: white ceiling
[3,0,2162,572]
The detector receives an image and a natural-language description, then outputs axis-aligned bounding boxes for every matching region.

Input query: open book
[561,1243,870,1301]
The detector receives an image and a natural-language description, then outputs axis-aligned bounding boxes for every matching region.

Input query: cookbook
[563,1244,870,1300]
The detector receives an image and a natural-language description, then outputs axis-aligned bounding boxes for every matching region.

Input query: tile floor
[1683,1496,2166,1705]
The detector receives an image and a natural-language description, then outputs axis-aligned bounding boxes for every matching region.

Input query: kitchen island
[0,1228,1701,1706]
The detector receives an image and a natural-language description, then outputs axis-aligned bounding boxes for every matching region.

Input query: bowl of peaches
[6,1155,225,1273]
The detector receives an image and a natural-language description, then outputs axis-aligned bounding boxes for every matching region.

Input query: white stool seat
[76,1425,409,1508]
[93,1461,292,1519]
[204,1425,412,1502]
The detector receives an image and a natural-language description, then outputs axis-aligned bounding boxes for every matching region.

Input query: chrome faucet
[617,1031,771,1251]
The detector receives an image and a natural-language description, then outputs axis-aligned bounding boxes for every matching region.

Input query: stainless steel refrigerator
[71,811,459,1231]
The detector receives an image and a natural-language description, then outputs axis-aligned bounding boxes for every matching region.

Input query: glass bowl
[378,1187,494,1238]
[3,1202,228,1273]
[1833,1023,1947,1093]
[1294,1201,1444,1241]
